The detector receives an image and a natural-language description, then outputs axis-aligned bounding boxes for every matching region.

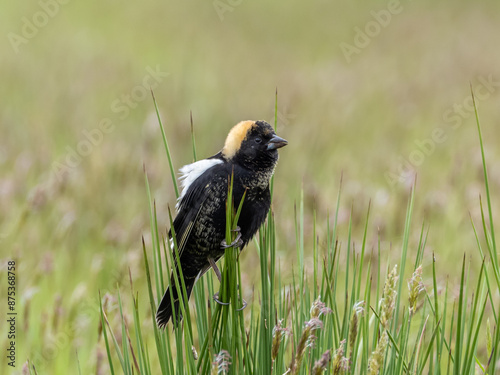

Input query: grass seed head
[272,319,291,361]
[332,340,350,374]
[212,350,232,375]
[408,265,425,316]
[291,317,324,374]
[368,331,389,375]
[313,349,331,375]
[192,345,198,361]
[349,301,365,352]
[380,265,399,328]
[310,295,333,319]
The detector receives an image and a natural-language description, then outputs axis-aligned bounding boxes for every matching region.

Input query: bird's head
[222,120,288,171]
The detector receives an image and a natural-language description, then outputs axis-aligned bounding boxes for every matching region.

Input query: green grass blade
[150,89,179,198]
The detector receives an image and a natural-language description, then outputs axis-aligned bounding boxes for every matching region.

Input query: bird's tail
[156,273,196,328]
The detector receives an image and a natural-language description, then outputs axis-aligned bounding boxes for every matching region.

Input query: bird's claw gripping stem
[213,290,248,311]
[236,297,247,311]
[208,251,247,310]
[220,226,243,249]
[210,228,247,309]
[213,292,230,306]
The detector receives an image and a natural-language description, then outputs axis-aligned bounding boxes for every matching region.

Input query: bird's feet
[211,230,247,310]
[212,292,230,306]
[213,289,248,311]
[236,297,247,311]
[220,226,243,249]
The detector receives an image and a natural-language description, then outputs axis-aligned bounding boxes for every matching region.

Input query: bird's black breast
[234,182,270,247]
[173,161,271,274]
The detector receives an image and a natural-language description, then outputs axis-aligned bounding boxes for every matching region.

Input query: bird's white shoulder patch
[176,158,223,209]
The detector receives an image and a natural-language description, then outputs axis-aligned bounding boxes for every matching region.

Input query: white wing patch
[176,158,223,209]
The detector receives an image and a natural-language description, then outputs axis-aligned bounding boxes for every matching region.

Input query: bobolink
[156,120,287,328]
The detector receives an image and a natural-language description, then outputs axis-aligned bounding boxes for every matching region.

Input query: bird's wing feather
[170,182,209,256]
[170,159,226,256]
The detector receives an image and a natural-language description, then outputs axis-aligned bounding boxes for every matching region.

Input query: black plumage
[156,120,287,328]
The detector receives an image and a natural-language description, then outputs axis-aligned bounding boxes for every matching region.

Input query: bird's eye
[255,137,262,144]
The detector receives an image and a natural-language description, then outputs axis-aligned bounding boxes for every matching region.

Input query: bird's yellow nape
[222,120,256,159]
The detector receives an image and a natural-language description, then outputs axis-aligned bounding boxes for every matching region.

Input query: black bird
[156,120,287,328]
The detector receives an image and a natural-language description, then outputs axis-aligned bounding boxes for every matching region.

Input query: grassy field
[2,0,500,373]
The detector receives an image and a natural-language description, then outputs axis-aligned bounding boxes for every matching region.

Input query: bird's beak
[267,135,288,150]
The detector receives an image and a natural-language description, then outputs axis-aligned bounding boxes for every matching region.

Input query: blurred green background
[2,0,500,372]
